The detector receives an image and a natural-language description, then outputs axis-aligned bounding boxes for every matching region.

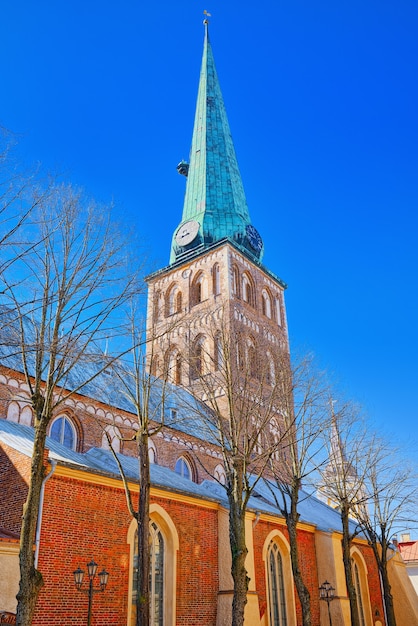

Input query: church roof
[0,418,351,535]
[170,22,264,265]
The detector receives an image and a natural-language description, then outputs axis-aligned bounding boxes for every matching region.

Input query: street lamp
[73,559,109,626]
[319,580,335,626]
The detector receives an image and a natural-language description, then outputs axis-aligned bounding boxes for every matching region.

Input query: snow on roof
[0,306,218,446]
[0,419,351,533]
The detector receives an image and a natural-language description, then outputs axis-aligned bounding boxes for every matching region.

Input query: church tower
[145,22,289,402]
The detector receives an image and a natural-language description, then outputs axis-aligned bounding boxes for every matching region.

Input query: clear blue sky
[1,1,417,458]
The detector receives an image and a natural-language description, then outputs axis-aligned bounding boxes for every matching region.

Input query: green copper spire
[170,22,264,264]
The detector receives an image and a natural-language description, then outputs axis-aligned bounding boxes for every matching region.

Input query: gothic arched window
[267,542,288,626]
[242,273,255,307]
[351,549,372,626]
[214,333,223,371]
[50,415,77,450]
[232,264,240,297]
[191,335,206,379]
[212,263,221,295]
[262,289,273,319]
[131,522,165,626]
[165,348,182,385]
[166,284,182,316]
[191,272,207,305]
[102,424,122,453]
[214,464,226,485]
[175,456,193,481]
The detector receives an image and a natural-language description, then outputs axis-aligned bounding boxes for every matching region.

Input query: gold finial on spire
[203,9,211,24]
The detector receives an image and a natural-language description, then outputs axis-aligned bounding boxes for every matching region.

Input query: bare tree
[354,439,418,626]
[263,354,331,626]
[179,309,291,626]
[0,184,139,625]
[317,404,377,626]
[0,128,47,275]
[103,306,183,626]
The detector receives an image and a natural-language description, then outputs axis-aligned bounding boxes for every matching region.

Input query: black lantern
[319,580,335,626]
[73,558,109,626]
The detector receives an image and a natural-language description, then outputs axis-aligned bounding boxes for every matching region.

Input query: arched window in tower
[262,289,273,319]
[276,297,282,326]
[191,335,207,379]
[266,351,276,386]
[175,290,182,313]
[166,284,182,316]
[212,263,221,295]
[267,541,288,626]
[191,272,207,306]
[150,355,160,378]
[231,264,240,297]
[246,337,258,378]
[214,332,223,371]
[242,272,255,307]
[153,290,162,323]
[165,348,182,385]
[49,415,77,450]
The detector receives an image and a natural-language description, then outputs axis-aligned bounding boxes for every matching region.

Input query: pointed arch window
[266,351,276,386]
[175,456,194,481]
[131,522,165,626]
[242,273,255,307]
[214,333,223,371]
[153,290,162,323]
[262,289,273,319]
[191,335,207,379]
[350,550,372,626]
[102,424,121,453]
[232,265,240,297]
[165,349,182,385]
[212,263,221,295]
[214,464,226,485]
[148,439,157,464]
[166,284,182,316]
[191,272,207,306]
[246,337,258,378]
[267,543,288,626]
[276,298,282,326]
[50,415,77,450]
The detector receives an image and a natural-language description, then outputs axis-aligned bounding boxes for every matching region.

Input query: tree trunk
[286,491,311,626]
[136,431,151,626]
[340,503,360,626]
[229,496,248,626]
[16,418,47,626]
[380,560,396,626]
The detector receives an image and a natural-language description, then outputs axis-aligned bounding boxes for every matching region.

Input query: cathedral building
[1,22,417,626]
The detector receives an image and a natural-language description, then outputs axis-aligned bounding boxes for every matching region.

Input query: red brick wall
[0,443,30,533]
[33,473,219,626]
[253,520,320,626]
[357,542,385,623]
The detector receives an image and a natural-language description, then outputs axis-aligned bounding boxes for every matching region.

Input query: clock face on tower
[245,224,263,253]
[175,220,200,247]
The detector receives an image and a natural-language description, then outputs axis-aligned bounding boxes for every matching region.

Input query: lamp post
[73,559,109,626]
[319,580,335,626]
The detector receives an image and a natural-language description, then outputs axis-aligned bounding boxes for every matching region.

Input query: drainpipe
[34,459,57,568]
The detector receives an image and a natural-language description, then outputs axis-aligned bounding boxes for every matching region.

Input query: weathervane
[203,9,212,24]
